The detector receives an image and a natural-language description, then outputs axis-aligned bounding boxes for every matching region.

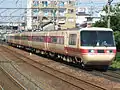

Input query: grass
[110,52,120,69]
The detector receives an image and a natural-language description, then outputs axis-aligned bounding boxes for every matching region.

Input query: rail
[2,45,108,90]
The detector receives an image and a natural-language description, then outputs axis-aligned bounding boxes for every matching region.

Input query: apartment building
[27,0,76,30]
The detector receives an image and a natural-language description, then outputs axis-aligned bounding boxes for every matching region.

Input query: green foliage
[93,3,120,49]
[115,52,120,61]
[110,52,120,69]
[93,20,107,27]
[93,3,120,30]
[111,60,120,69]
[114,31,120,49]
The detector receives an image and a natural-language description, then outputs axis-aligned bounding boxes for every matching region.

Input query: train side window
[15,36,20,40]
[57,37,64,44]
[39,36,44,42]
[51,36,57,43]
[24,36,28,40]
[32,36,37,41]
[69,34,77,45]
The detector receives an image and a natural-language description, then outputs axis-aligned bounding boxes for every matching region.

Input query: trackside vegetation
[110,52,120,69]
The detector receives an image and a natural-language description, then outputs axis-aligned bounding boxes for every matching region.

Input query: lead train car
[6,27,116,70]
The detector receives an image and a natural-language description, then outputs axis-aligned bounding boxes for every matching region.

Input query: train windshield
[81,31,115,47]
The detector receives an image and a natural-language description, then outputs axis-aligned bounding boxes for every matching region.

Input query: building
[76,7,101,28]
[27,0,76,30]
[27,0,32,30]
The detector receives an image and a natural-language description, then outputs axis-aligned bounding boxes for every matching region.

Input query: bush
[114,31,120,50]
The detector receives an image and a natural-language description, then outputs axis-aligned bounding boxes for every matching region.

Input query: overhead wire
[15,0,20,4]
[0,0,25,24]
[9,9,20,16]
[0,0,119,25]
[6,9,28,23]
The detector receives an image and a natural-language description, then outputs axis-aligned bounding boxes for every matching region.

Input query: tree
[93,3,120,49]
[114,31,120,50]
[93,20,107,28]
[93,3,120,31]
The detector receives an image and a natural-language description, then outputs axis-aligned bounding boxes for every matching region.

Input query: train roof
[80,27,113,31]
[6,27,113,36]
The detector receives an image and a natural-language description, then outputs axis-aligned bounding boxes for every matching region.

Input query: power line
[0,8,41,9]
[9,9,20,16]
[0,21,24,23]
[16,0,20,4]
[0,9,8,15]
[0,16,32,17]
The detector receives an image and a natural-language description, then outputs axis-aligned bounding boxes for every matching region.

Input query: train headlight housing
[106,50,113,53]
[89,49,95,53]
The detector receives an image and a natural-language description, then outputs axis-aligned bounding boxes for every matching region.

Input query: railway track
[0,65,27,90]
[0,48,47,90]
[68,64,120,83]
[90,70,120,83]
[0,45,109,90]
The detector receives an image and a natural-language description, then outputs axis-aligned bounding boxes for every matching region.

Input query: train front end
[80,28,116,67]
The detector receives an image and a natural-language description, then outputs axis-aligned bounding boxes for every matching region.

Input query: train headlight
[106,50,113,53]
[89,49,95,53]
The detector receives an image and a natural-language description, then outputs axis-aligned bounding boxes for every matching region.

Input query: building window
[68,1,74,6]
[33,0,39,6]
[59,1,64,7]
[44,11,48,16]
[68,9,74,13]
[69,34,77,45]
[59,9,65,16]
[68,17,74,22]
[42,1,48,7]
[33,9,39,13]
[51,1,57,6]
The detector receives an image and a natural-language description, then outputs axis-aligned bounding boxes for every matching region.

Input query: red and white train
[6,27,116,70]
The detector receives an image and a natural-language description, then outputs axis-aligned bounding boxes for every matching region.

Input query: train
[6,27,116,71]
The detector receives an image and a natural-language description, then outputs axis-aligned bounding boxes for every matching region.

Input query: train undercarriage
[8,42,109,71]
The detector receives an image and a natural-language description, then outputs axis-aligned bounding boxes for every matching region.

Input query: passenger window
[22,36,28,40]
[69,34,77,45]
[39,36,44,42]
[57,37,64,44]
[51,36,57,43]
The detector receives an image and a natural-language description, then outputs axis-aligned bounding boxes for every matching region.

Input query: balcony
[39,3,67,9]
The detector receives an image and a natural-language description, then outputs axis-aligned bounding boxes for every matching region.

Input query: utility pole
[107,0,113,28]
[53,9,56,30]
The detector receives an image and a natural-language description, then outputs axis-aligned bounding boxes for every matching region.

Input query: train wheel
[99,65,109,72]
[81,62,86,69]
[81,62,93,70]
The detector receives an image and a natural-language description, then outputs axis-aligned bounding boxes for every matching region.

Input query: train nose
[80,49,116,65]
[82,54,116,65]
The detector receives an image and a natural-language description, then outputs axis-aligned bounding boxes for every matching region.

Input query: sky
[0,0,26,23]
[76,0,120,15]
[0,0,119,23]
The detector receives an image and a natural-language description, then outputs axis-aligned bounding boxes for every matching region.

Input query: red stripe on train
[64,47,116,54]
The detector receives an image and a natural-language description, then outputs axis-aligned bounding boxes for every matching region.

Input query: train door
[47,32,49,50]
[44,32,49,51]
[67,31,78,56]
[28,32,32,47]
[19,33,21,45]
[64,31,69,48]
